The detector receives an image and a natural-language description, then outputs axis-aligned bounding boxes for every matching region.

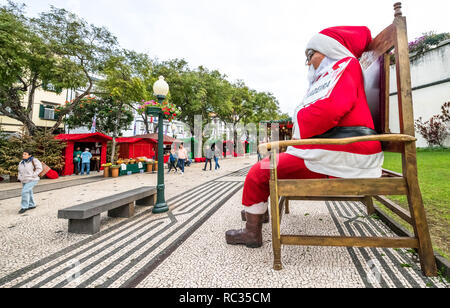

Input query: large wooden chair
[258,2,437,277]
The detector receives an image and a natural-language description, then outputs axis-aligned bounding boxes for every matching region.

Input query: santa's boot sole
[226,231,263,249]
[226,240,263,249]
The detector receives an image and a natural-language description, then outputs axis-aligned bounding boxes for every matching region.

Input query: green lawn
[380,149,450,259]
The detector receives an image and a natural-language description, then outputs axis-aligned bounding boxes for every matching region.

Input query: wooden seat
[58,186,157,235]
[258,2,437,277]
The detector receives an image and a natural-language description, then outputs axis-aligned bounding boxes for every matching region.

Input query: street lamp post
[147,76,170,214]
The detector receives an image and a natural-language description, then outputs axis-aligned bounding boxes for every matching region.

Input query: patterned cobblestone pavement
[0,175,106,201]
[0,165,447,288]
[138,183,448,288]
[0,169,246,288]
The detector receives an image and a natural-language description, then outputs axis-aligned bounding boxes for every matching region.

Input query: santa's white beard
[307,64,316,86]
[307,57,339,86]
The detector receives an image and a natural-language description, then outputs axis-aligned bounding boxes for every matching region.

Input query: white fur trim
[306,33,355,60]
[244,202,268,215]
[285,147,384,179]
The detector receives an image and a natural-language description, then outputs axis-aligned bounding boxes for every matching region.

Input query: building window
[39,104,58,121]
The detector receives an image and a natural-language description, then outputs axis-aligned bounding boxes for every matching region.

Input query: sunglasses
[306,49,316,65]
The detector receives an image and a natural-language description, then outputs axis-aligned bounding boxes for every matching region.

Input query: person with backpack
[168,148,178,174]
[203,145,213,171]
[17,149,43,214]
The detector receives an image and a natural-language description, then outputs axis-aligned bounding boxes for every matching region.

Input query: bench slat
[58,187,157,220]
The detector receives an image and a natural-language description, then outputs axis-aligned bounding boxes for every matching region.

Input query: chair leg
[363,196,375,216]
[270,188,282,271]
[402,143,437,277]
[407,186,437,277]
[285,198,290,214]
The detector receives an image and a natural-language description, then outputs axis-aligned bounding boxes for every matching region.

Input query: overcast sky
[5,0,450,116]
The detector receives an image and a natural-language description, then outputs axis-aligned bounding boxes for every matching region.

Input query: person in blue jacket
[80,148,93,176]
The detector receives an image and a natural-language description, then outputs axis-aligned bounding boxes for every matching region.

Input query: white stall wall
[389,41,450,147]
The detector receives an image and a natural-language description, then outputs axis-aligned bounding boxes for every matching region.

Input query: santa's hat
[306,26,372,60]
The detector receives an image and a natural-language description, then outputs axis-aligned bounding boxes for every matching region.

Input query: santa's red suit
[241,26,384,215]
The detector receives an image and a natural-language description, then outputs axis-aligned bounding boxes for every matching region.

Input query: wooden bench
[58,186,157,235]
[259,2,438,277]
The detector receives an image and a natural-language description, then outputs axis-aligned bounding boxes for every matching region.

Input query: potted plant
[146,162,153,173]
[111,165,121,178]
[102,163,112,178]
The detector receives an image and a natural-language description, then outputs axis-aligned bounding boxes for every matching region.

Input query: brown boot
[226,212,264,248]
[241,210,269,224]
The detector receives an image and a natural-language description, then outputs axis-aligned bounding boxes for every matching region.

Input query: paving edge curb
[374,204,450,281]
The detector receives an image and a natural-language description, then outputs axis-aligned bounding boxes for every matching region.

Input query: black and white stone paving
[0,174,244,288]
[0,165,447,288]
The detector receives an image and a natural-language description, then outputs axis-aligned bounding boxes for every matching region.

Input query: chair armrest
[258,134,416,152]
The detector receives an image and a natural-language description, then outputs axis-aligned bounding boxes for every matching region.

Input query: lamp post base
[153,203,169,214]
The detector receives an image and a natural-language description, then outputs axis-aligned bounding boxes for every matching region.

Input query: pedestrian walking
[168,148,179,173]
[177,144,188,175]
[203,145,213,171]
[80,148,93,176]
[213,144,221,171]
[18,149,42,214]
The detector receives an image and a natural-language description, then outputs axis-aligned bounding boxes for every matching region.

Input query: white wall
[389,41,450,147]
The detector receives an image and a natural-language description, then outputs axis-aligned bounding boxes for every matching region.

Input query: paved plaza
[0,156,447,288]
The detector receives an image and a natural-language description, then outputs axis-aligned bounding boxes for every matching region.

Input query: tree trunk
[143,114,150,134]
[50,78,93,134]
[110,103,123,163]
[25,80,38,136]
[110,137,117,164]
[24,119,38,136]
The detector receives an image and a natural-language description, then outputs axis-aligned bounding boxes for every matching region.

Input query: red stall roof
[55,133,113,142]
[134,133,181,145]
[115,137,150,144]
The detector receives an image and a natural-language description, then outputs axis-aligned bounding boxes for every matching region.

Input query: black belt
[313,126,378,139]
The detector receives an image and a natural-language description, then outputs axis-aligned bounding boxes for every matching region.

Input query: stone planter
[111,167,120,178]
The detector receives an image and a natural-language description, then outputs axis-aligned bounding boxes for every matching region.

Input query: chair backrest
[363,56,387,134]
[360,2,415,152]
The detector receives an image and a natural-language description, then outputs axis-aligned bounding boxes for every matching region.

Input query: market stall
[134,133,181,163]
[55,133,112,176]
[116,137,156,160]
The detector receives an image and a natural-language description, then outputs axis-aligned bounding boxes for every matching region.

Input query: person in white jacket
[17,149,42,214]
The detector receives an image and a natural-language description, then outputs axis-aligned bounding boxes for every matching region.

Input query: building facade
[0,88,75,135]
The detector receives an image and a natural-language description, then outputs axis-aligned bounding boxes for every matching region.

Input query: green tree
[0,2,118,136]
[0,2,77,135]
[64,96,134,136]
[35,6,118,134]
[95,51,150,162]
[247,91,286,124]
[0,132,65,176]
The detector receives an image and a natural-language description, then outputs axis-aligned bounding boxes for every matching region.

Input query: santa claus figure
[226,26,384,248]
